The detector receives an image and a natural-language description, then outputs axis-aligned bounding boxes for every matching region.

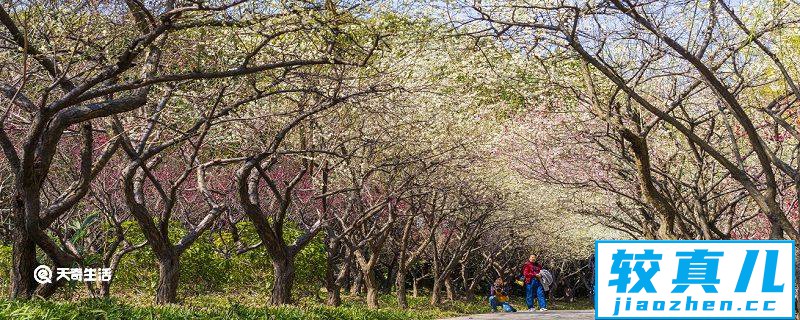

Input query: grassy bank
[0,294,593,319]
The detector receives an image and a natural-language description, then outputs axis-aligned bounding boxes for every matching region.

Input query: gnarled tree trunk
[10,202,35,299]
[364,269,379,309]
[155,254,180,304]
[271,257,296,305]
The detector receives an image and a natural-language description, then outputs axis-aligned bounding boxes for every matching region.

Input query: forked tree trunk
[271,257,296,305]
[155,254,180,304]
[364,269,379,309]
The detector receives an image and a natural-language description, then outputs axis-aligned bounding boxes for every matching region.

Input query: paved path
[440,310,595,320]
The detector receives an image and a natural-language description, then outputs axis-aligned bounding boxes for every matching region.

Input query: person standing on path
[522,254,548,311]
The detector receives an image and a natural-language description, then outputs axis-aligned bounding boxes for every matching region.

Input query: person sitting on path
[489,277,517,313]
[522,254,548,311]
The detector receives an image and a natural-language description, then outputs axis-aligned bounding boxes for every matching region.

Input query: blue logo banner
[595,240,795,319]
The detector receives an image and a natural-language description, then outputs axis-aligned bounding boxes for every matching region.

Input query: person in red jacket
[522,254,548,311]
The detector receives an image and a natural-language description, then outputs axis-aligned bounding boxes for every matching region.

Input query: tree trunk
[364,269,379,309]
[396,271,408,309]
[444,274,455,301]
[323,237,340,306]
[100,280,111,298]
[271,257,295,305]
[33,279,60,298]
[464,288,475,301]
[324,262,341,306]
[795,242,799,316]
[326,282,341,306]
[382,257,396,294]
[412,276,419,298]
[620,130,679,240]
[10,229,36,299]
[350,271,363,296]
[768,214,784,239]
[10,199,35,299]
[84,279,98,298]
[430,278,442,305]
[155,254,180,304]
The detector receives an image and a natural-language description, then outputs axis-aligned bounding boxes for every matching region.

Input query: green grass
[0,294,593,320]
[0,299,420,320]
